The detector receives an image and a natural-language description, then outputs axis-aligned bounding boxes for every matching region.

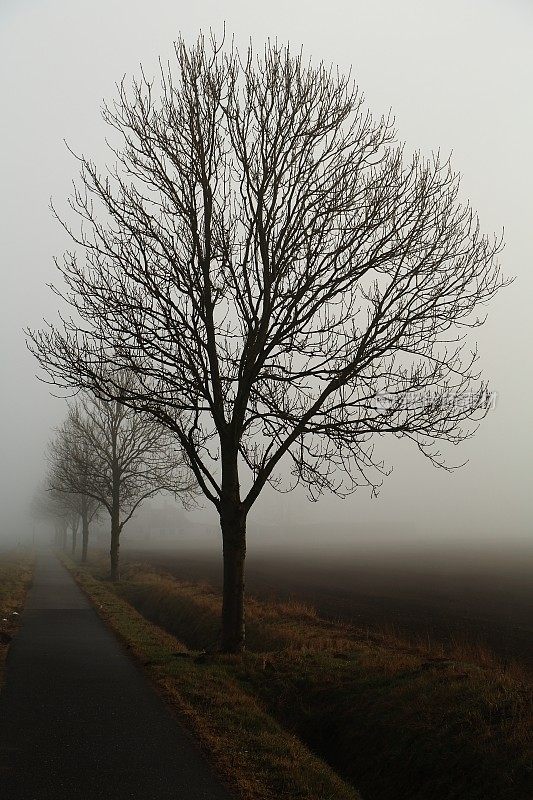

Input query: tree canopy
[28,35,506,649]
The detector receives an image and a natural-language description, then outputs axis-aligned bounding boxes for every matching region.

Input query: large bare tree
[28,35,506,651]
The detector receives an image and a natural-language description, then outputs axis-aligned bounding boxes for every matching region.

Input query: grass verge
[0,550,34,689]
[66,557,533,800]
[61,553,361,800]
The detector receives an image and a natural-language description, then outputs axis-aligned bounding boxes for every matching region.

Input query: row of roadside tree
[33,374,194,578]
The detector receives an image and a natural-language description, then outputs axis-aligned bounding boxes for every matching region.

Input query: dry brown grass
[127,564,360,653]
[114,561,531,677]
[78,557,532,800]
[64,555,361,800]
[0,550,33,688]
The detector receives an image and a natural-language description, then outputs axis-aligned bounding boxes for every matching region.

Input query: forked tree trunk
[220,501,247,654]
[81,509,89,563]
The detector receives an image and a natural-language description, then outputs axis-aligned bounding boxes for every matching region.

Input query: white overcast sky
[0,0,531,545]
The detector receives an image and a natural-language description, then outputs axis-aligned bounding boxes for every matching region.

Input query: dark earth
[121,540,533,672]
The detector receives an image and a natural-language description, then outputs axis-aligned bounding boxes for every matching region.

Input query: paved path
[0,551,232,800]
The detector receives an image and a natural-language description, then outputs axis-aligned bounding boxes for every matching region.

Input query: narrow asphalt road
[0,550,232,800]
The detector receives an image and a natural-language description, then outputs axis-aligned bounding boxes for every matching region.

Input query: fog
[1,0,532,553]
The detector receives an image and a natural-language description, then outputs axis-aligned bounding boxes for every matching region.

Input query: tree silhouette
[46,408,101,562]
[47,387,194,578]
[28,35,506,651]
[31,484,74,551]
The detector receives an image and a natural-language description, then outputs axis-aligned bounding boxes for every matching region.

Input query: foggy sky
[1,0,531,546]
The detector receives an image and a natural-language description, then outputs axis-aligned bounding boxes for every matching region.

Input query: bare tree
[46,409,101,562]
[68,510,79,555]
[28,35,506,652]
[52,388,193,579]
[31,485,72,550]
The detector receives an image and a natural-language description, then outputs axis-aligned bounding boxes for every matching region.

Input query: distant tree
[50,387,194,579]
[28,36,507,651]
[31,485,72,550]
[68,510,79,555]
[46,409,101,562]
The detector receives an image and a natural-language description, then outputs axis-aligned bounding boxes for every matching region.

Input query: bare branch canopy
[28,34,507,650]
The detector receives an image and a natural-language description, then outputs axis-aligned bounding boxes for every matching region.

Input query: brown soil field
[117,541,533,672]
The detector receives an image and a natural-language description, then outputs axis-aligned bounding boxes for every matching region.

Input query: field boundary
[61,553,362,800]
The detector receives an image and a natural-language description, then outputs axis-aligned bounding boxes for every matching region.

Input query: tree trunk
[71,525,77,555]
[81,509,89,563]
[109,443,121,580]
[220,502,247,654]
[110,510,121,581]
[61,521,68,551]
